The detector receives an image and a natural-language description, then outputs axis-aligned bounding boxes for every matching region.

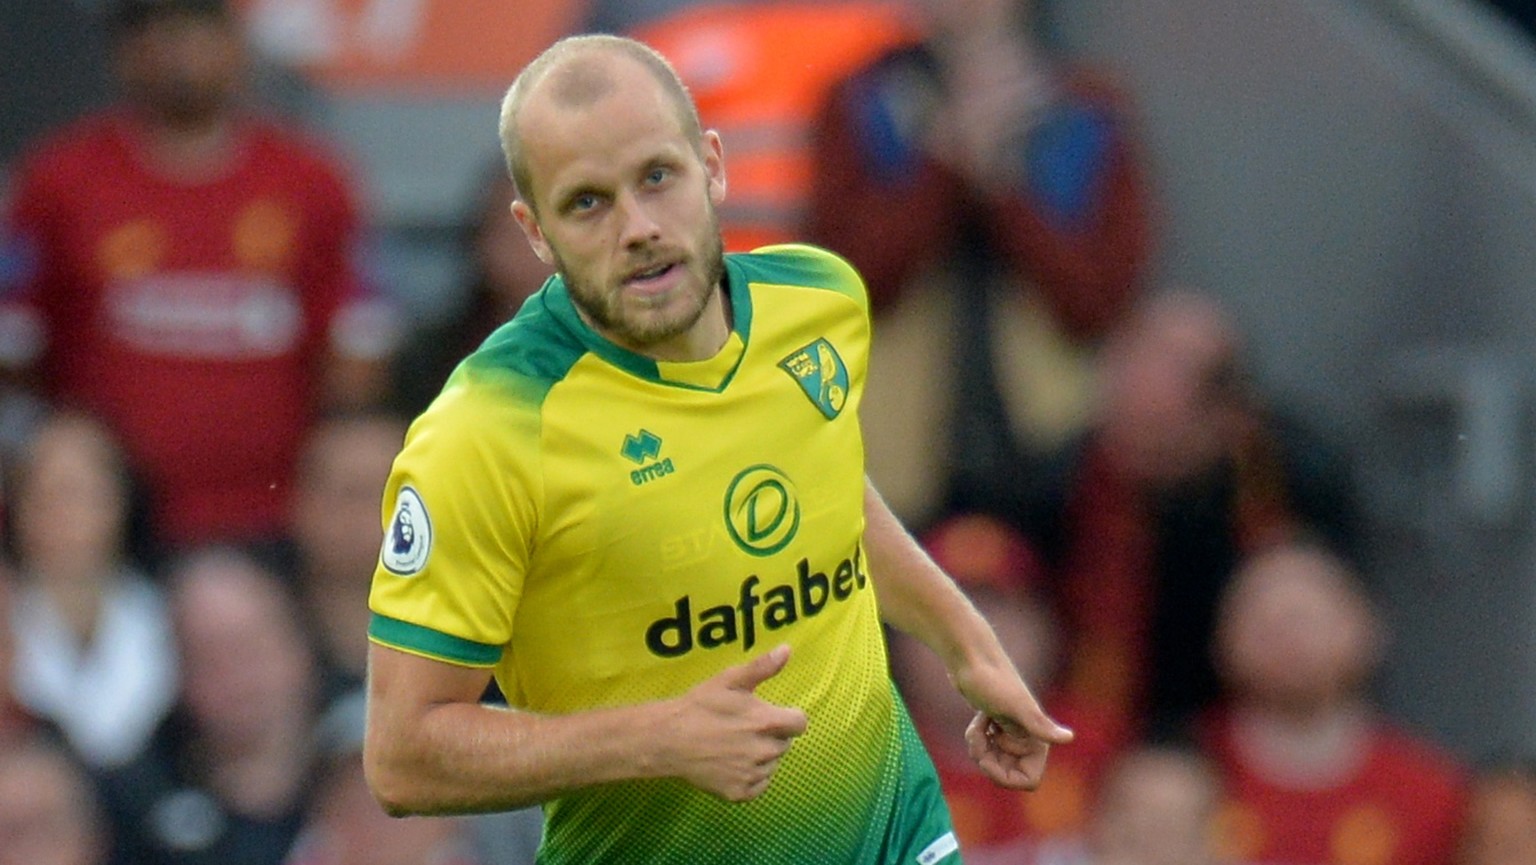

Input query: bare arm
[363,642,807,816]
[862,478,1073,788]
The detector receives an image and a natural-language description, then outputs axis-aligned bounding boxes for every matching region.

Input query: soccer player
[363,34,1072,864]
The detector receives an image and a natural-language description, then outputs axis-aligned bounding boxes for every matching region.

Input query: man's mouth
[625,262,678,287]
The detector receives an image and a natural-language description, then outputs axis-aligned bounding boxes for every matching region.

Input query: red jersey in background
[2,111,381,547]
[1200,708,1469,865]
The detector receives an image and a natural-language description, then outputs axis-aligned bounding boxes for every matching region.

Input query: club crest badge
[777,338,848,420]
[381,485,432,576]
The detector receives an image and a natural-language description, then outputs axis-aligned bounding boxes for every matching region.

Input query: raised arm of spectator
[807,52,1152,339]
[984,72,1153,340]
[805,53,965,312]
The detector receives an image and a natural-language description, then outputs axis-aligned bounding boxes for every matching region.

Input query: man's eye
[646,168,670,185]
[572,194,599,211]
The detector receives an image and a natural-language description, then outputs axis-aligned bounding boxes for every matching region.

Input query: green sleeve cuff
[368,613,504,667]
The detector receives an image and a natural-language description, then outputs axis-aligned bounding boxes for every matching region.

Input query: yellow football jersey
[370,244,955,864]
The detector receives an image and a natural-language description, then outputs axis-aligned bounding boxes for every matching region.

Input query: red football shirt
[2,111,370,545]
[1201,708,1470,865]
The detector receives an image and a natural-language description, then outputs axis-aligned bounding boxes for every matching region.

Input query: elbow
[362,741,433,817]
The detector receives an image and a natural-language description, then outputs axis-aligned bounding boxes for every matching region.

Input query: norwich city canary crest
[777,338,848,420]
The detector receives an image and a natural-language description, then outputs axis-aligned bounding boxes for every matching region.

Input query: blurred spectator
[0,733,114,865]
[6,410,177,769]
[809,0,1153,523]
[392,167,549,418]
[1023,744,1229,865]
[892,513,1128,858]
[1022,291,1360,734]
[286,696,481,865]
[100,545,320,865]
[584,0,919,252]
[1201,540,1468,865]
[0,570,47,743]
[0,0,397,553]
[1456,759,1536,865]
[289,410,405,708]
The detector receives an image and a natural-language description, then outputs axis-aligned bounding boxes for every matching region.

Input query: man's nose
[616,190,662,247]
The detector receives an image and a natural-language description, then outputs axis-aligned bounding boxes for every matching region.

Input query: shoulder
[733,243,870,313]
[238,115,360,188]
[10,112,123,185]
[428,286,588,417]
[864,42,937,78]
[1367,721,1470,790]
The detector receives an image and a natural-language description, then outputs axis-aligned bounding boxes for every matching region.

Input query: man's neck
[1230,699,1372,788]
[128,108,239,182]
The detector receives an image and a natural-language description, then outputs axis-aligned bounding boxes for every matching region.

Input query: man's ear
[511,200,554,265]
[702,130,727,206]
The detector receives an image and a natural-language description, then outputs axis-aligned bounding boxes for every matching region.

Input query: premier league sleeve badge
[381,485,433,576]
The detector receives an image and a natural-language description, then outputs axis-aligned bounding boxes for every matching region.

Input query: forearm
[366,697,670,816]
[366,642,808,814]
[861,479,1011,671]
[990,147,1150,340]
[862,481,1074,774]
[805,89,959,311]
[364,645,689,816]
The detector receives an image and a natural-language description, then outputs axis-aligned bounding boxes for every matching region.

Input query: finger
[762,706,808,739]
[980,752,1046,791]
[1021,706,1075,745]
[972,726,1048,788]
[743,773,775,801]
[965,712,992,763]
[982,720,1031,757]
[995,706,1075,747]
[967,733,1033,790]
[716,644,791,693]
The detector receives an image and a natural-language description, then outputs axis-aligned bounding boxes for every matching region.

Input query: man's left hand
[955,663,1074,790]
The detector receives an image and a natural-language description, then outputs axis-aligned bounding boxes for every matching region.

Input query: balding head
[1096,290,1248,487]
[1215,540,1382,709]
[1090,745,1223,865]
[499,35,703,211]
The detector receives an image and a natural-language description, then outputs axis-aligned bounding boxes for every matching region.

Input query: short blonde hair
[498,34,703,211]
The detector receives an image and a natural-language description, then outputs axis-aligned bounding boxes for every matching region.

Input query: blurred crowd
[1,1,1533,864]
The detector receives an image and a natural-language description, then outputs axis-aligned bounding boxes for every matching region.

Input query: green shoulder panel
[453,282,589,406]
[733,243,870,315]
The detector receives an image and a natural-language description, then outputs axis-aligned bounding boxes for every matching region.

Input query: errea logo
[622,429,675,486]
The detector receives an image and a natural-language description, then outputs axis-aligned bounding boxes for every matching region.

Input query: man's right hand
[658,644,808,802]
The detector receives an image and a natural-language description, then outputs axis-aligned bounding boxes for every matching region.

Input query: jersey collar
[542,255,754,391]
